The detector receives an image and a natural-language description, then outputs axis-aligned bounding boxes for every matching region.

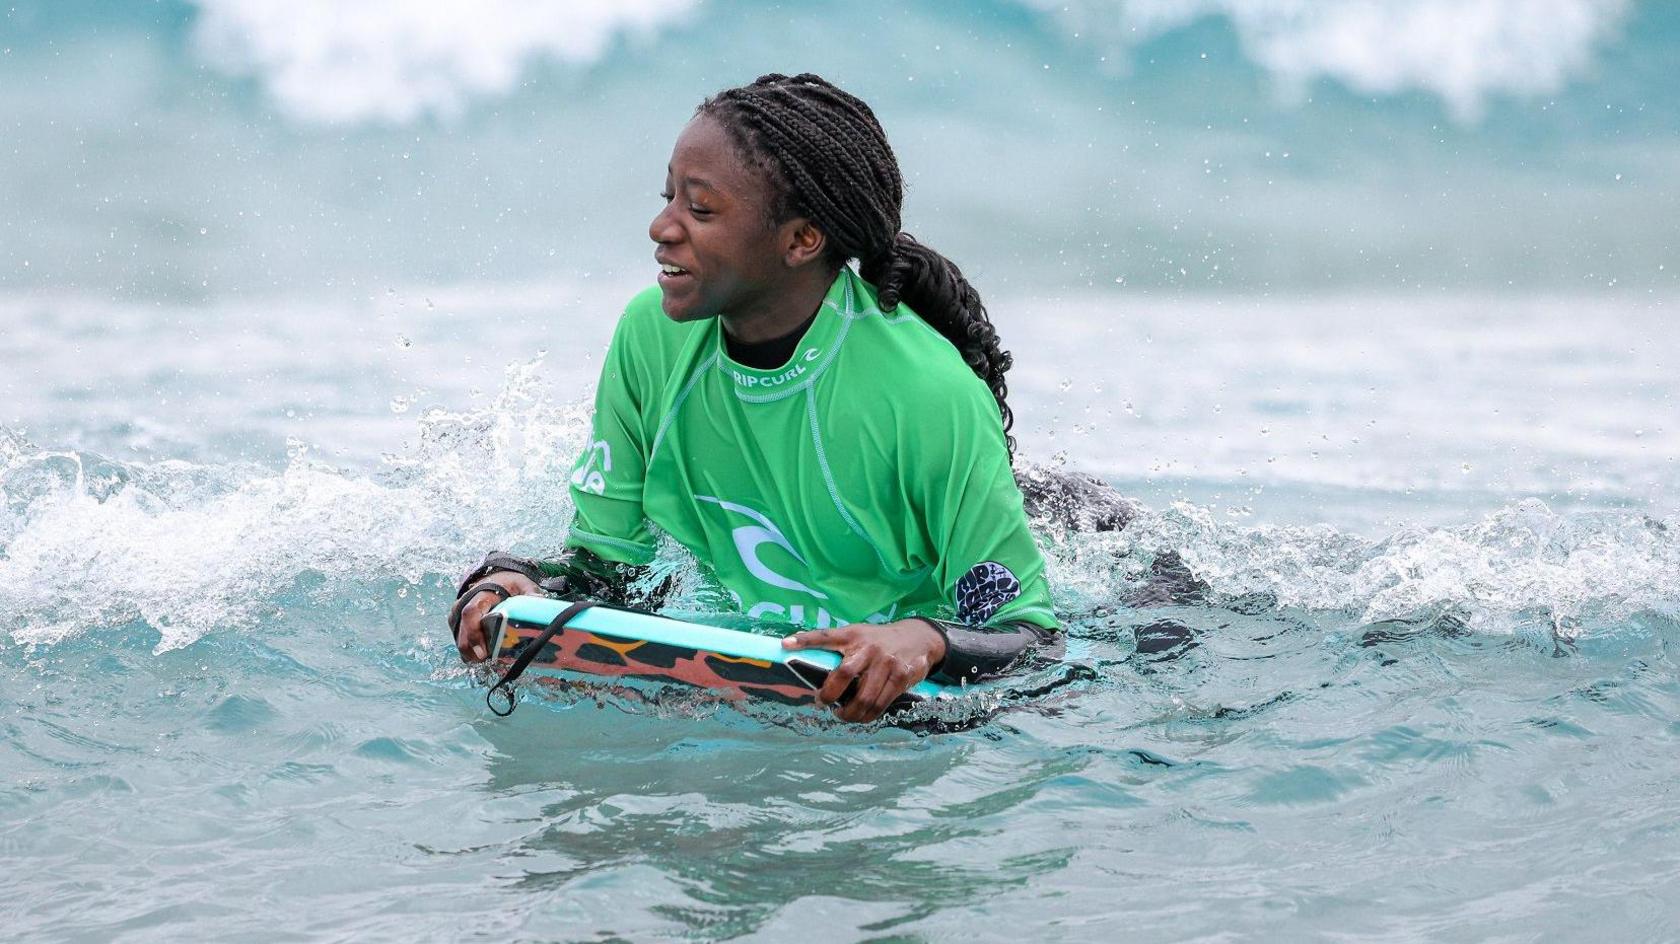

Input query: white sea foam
[5,389,1676,652]
[1028,0,1631,121]
[189,0,698,124]
[1110,498,1680,635]
[0,361,596,651]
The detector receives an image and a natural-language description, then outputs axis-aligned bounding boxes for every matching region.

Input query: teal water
[4,2,1680,941]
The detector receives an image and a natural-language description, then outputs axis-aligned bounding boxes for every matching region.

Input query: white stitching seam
[650,351,718,465]
[566,526,656,562]
[804,384,893,574]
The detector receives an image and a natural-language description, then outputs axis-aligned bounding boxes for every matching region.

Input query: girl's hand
[451,572,541,662]
[781,619,947,723]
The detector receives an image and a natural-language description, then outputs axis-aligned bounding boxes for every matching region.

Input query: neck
[719,266,836,344]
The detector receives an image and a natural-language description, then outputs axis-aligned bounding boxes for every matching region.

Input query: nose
[649,200,681,245]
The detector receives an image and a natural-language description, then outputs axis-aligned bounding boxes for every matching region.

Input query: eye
[658,189,711,217]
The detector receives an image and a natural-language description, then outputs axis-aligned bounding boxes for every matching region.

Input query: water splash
[1114,496,1680,635]
[0,359,594,651]
[5,359,1677,652]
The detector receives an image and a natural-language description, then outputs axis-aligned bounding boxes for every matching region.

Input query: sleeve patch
[955,561,1021,624]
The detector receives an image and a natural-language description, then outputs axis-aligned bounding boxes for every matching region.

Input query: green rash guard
[561,265,1058,634]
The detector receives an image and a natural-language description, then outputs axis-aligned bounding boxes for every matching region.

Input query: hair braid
[698,73,1017,455]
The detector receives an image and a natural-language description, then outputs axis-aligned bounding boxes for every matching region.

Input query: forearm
[915,618,1062,685]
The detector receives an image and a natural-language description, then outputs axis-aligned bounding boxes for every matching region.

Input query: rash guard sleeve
[915,374,1060,634]
[564,297,661,565]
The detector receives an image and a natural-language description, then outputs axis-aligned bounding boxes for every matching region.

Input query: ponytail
[861,233,1014,452]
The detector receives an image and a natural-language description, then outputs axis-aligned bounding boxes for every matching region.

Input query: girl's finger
[845,662,894,722]
[817,652,864,704]
[782,626,854,651]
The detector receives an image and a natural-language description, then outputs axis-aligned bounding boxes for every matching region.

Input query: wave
[1025,0,1632,122]
[4,366,1675,652]
[181,0,1632,126]
[0,360,594,651]
[1098,497,1680,637]
[188,0,700,124]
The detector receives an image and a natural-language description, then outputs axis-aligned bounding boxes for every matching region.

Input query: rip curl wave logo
[729,347,823,389]
[955,561,1020,624]
[569,439,613,495]
[696,495,828,600]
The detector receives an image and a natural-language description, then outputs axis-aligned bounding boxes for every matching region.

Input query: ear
[780,218,827,268]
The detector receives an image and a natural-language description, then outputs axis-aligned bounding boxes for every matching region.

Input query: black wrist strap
[455,552,545,599]
[449,581,511,638]
[485,600,596,717]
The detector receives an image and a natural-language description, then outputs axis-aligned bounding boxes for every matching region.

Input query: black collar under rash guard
[722,309,820,370]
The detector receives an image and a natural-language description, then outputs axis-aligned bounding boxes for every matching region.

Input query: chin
[658,288,716,323]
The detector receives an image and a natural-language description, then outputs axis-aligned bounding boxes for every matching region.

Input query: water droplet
[1059,378,1073,392]
[394,334,412,350]
[1461,462,1472,473]
[389,396,412,414]
[199,227,208,235]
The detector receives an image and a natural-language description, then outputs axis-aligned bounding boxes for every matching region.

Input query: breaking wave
[4,367,1674,653]
[189,0,700,124]
[184,0,1630,125]
[1026,0,1632,122]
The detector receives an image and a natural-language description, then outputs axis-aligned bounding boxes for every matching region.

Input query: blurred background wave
[2,0,1673,299]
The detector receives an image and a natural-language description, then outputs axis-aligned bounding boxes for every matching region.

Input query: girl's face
[649,115,807,324]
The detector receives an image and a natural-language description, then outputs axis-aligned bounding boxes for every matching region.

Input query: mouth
[657,261,693,285]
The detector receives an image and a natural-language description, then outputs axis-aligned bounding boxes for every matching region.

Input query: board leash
[484,600,597,716]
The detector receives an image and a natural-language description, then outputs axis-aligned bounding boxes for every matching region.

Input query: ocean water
[4,1,1680,941]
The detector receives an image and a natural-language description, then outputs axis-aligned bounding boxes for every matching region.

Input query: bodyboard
[482,595,980,709]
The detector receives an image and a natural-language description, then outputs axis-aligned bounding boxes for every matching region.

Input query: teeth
[661,264,687,275]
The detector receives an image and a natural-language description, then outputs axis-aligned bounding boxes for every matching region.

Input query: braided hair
[697,73,1017,454]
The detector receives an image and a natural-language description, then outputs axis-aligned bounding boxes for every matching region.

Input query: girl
[453,74,1059,723]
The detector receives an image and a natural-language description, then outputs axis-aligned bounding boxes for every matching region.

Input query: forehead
[668,114,771,199]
